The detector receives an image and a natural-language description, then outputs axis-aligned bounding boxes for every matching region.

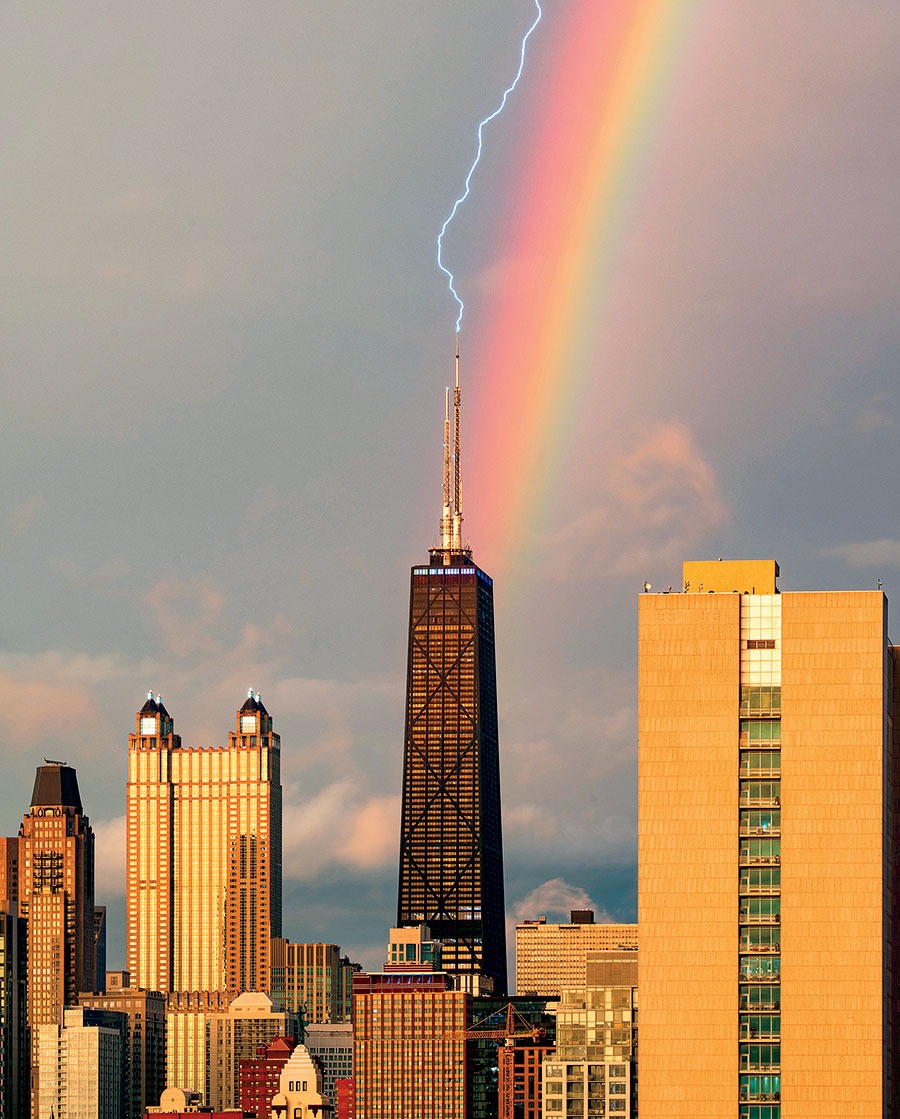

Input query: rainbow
[465,0,702,576]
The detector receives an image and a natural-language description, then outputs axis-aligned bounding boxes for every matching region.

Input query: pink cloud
[282,782,400,880]
[541,422,727,581]
[0,671,101,744]
[336,795,400,870]
[510,878,606,925]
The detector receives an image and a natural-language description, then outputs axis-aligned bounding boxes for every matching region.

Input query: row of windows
[741,867,780,890]
[740,985,779,1009]
[740,810,780,832]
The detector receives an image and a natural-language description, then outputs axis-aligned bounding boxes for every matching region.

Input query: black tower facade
[397,347,507,994]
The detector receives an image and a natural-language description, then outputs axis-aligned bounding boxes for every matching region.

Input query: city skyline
[4,2,900,972]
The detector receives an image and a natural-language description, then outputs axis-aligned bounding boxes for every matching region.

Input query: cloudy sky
[4,1,900,977]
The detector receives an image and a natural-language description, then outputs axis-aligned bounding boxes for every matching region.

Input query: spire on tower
[434,337,471,564]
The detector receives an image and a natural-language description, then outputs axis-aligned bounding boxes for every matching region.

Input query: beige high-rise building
[126,690,282,997]
[37,1006,125,1119]
[515,911,637,997]
[638,560,896,1117]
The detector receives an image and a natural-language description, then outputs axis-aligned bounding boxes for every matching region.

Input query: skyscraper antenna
[442,386,452,553]
[453,335,462,551]
[435,337,470,563]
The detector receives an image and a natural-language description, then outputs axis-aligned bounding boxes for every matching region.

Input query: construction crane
[445,1003,550,1119]
[445,1000,546,1043]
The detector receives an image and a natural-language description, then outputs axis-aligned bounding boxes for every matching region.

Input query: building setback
[638,559,896,1117]
[396,355,506,995]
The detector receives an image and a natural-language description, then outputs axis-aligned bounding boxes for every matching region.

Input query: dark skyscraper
[397,348,507,994]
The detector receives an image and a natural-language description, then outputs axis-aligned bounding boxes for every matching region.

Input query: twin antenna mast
[435,337,471,564]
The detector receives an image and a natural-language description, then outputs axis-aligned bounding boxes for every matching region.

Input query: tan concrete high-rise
[514,911,637,997]
[126,690,282,999]
[80,971,166,1119]
[638,560,895,1117]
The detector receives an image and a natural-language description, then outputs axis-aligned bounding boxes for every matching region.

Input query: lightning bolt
[437,1,543,334]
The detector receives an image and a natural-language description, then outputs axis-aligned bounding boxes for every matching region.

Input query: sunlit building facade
[239,1035,296,1119]
[165,989,229,1100]
[353,971,469,1119]
[37,1006,126,1119]
[271,1043,333,1119]
[515,911,638,997]
[207,992,292,1111]
[396,363,506,994]
[16,763,96,1118]
[638,559,896,1117]
[126,691,282,997]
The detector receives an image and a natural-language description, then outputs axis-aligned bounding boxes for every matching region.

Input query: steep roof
[31,764,83,811]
